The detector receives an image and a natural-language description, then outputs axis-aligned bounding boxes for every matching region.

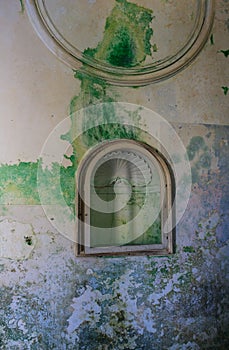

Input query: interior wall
[0,1,228,349]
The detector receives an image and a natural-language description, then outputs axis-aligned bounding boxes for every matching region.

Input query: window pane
[89,150,162,247]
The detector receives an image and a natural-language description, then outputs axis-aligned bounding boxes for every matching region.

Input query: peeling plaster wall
[0,1,228,349]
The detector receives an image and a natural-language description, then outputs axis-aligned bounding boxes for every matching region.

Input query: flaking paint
[0,0,228,348]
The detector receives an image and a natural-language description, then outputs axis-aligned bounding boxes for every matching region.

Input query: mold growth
[0,2,228,349]
[83,0,155,68]
[222,86,229,95]
[0,161,75,211]
[183,246,195,253]
[0,0,156,212]
[19,0,24,13]
[0,162,40,205]
[210,33,214,45]
[218,49,229,58]
[187,136,206,161]
[187,136,212,183]
[61,0,156,201]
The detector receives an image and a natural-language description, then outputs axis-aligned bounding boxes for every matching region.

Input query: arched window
[76,140,174,256]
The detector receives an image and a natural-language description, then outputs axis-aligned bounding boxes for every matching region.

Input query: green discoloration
[218,49,229,58]
[0,162,40,204]
[0,161,76,210]
[106,26,137,67]
[152,43,158,52]
[187,136,206,161]
[183,246,195,253]
[1,0,156,209]
[187,136,212,184]
[38,161,76,211]
[64,0,156,159]
[222,86,229,95]
[64,0,156,169]
[198,153,211,168]
[84,0,155,68]
[210,33,214,45]
[62,81,140,168]
[83,123,139,148]
[19,0,24,13]
[0,1,228,348]
[128,215,161,245]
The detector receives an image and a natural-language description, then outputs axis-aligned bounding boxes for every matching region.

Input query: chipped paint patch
[0,220,36,259]
[0,1,228,349]
[67,286,102,333]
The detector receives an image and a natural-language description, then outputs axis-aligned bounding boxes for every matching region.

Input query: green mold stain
[222,86,229,95]
[187,136,212,184]
[210,33,214,45]
[183,246,195,253]
[198,153,211,169]
[1,0,155,209]
[152,43,158,52]
[38,160,76,211]
[0,162,39,204]
[187,136,206,161]
[19,0,24,13]
[106,26,136,67]
[67,0,155,116]
[84,0,155,68]
[63,0,155,176]
[218,49,229,58]
[0,161,76,211]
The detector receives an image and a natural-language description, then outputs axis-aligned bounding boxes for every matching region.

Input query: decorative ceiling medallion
[26,0,215,86]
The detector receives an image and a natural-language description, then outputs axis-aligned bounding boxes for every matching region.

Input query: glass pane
[90,150,162,247]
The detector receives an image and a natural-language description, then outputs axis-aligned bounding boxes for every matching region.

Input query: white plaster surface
[0,219,36,259]
[0,0,78,164]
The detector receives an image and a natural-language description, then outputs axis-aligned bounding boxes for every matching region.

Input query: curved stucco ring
[25,0,214,86]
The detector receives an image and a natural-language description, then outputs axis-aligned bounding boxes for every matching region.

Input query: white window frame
[76,139,175,256]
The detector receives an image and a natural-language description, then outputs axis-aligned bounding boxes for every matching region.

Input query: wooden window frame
[76,139,175,256]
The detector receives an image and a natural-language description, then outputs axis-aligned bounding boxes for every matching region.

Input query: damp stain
[0,0,156,210]
[222,86,229,95]
[19,0,24,13]
[0,162,39,205]
[187,136,206,161]
[0,161,76,211]
[218,49,229,58]
[187,136,212,184]
[210,33,214,45]
[183,246,196,253]
[83,0,155,68]
[61,0,156,188]
[0,2,228,349]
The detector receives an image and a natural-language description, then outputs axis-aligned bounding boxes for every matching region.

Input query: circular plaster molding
[26,0,215,86]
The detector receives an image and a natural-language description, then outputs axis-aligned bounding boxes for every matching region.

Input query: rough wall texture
[0,0,228,349]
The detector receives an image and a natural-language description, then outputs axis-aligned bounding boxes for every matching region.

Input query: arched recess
[76,139,175,256]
